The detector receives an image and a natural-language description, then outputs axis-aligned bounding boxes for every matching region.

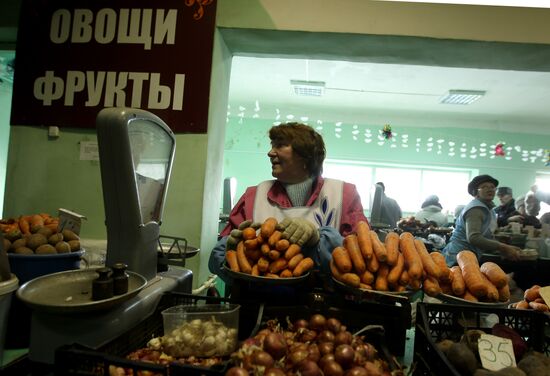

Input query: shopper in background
[494,186,523,227]
[376,182,402,228]
[442,174,521,266]
[415,195,447,227]
[209,122,368,286]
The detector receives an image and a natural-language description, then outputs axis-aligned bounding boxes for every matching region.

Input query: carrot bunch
[0,213,59,240]
[225,217,314,279]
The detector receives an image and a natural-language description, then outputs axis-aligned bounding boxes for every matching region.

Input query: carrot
[260,217,278,239]
[268,231,282,248]
[515,300,529,309]
[288,253,304,270]
[341,273,361,288]
[280,269,293,278]
[261,243,271,256]
[268,258,288,274]
[330,259,344,281]
[480,262,507,289]
[226,250,240,272]
[423,276,442,297]
[399,232,423,280]
[498,284,510,302]
[456,250,489,298]
[414,239,441,279]
[370,231,387,262]
[275,239,290,252]
[384,232,400,266]
[360,270,375,285]
[528,301,549,312]
[430,252,451,284]
[45,223,59,232]
[245,248,262,262]
[409,278,422,291]
[524,285,541,302]
[268,250,281,261]
[374,264,390,291]
[360,283,373,290]
[462,289,479,302]
[343,234,366,274]
[292,257,314,277]
[387,252,405,286]
[399,269,410,287]
[450,266,466,296]
[440,282,453,295]
[19,216,31,236]
[365,249,379,273]
[242,227,257,241]
[251,264,260,276]
[284,244,301,260]
[257,257,270,273]
[332,246,352,273]
[356,221,373,260]
[244,238,259,250]
[236,241,252,274]
[265,273,280,279]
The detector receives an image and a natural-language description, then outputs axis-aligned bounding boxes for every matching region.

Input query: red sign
[11,0,217,133]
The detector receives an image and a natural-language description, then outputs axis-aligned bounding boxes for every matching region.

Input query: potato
[436,339,454,355]
[474,367,526,376]
[11,237,27,250]
[15,246,34,255]
[27,233,48,250]
[2,238,11,252]
[68,239,81,252]
[55,241,71,253]
[518,353,550,376]
[447,342,478,375]
[48,233,63,245]
[35,244,56,254]
[36,226,54,238]
[62,229,79,242]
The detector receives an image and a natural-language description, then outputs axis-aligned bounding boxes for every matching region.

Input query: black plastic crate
[413,302,550,376]
[55,292,263,376]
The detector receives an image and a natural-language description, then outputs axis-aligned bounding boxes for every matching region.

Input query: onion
[225,366,249,376]
[288,349,309,366]
[264,367,286,376]
[344,366,369,376]
[334,331,353,346]
[317,330,336,343]
[334,344,355,369]
[309,314,327,331]
[252,350,274,368]
[307,343,321,363]
[326,318,342,333]
[296,359,322,376]
[322,360,345,376]
[318,341,335,355]
[319,353,336,370]
[293,319,309,330]
[263,332,287,360]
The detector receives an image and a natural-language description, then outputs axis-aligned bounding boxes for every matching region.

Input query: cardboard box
[58,208,87,235]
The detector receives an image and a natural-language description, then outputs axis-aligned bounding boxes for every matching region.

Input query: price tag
[478,334,516,371]
[539,286,550,305]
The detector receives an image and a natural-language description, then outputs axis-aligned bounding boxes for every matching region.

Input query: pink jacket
[220,176,368,237]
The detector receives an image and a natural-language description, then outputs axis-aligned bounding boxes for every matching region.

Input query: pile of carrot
[510,285,549,312]
[330,221,509,302]
[0,213,59,239]
[225,217,314,279]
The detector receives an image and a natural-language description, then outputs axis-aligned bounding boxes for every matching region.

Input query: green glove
[279,217,320,247]
[227,220,262,250]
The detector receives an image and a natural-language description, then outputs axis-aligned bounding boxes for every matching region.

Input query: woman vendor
[442,174,521,266]
[208,122,368,287]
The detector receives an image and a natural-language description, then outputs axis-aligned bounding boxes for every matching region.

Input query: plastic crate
[413,302,550,376]
[55,292,263,376]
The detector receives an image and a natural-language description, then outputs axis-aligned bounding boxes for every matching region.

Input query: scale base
[28,268,192,364]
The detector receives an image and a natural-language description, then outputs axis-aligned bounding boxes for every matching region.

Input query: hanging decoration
[382,124,393,139]
[494,142,506,157]
[546,150,550,166]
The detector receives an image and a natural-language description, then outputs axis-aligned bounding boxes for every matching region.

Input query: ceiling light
[290,80,325,97]
[440,90,486,105]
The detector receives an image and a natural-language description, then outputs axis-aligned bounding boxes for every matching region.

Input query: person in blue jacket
[442,174,521,266]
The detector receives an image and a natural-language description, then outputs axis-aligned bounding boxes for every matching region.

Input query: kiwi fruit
[27,233,48,250]
[35,244,57,254]
[48,233,64,245]
[15,246,34,255]
[55,241,71,253]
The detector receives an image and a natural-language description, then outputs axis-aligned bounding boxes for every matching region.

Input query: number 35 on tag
[478,334,516,371]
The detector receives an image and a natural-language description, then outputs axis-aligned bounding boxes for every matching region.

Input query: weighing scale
[26,108,193,364]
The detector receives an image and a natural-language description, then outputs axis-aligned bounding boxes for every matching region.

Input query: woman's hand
[278,217,319,246]
[498,243,521,261]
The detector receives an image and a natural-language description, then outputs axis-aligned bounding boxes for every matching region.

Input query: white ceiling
[228,56,550,135]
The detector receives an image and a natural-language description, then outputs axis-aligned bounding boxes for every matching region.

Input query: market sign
[11,0,217,133]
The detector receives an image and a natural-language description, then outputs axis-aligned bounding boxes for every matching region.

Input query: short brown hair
[269,122,326,176]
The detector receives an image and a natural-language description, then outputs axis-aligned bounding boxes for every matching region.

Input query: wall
[2,0,550,289]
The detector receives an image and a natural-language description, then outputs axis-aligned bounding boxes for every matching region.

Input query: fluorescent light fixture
[440,89,486,105]
[290,80,325,97]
